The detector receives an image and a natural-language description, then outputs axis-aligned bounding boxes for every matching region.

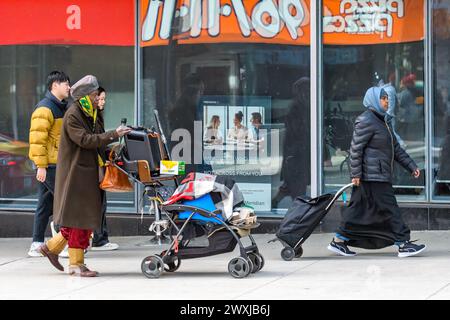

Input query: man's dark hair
[47,71,70,91]
[251,112,262,124]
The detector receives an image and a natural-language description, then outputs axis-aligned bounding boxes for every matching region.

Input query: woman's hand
[352,177,360,186]
[412,168,421,178]
[116,125,132,137]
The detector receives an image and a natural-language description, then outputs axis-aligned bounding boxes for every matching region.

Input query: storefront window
[322,0,426,200]
[141,0,311,215]
[432,0,450,199]
[0,1,135,211]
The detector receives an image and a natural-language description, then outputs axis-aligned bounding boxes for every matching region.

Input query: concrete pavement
[1,231,450,300]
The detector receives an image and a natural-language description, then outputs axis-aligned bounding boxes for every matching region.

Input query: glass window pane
[0,1,136,211]
[322,0,426,200]
[141,0,311,216]
[432,0,450,199]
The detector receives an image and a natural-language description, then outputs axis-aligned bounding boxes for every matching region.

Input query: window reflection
[433,0,450,198]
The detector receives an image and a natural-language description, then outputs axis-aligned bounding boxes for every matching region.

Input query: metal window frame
[425,0,433,203]
[134,0,143,214]
[310,0,323,198]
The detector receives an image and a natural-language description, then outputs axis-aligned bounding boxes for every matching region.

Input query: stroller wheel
[295,246,304,258]
[164,256,181,272]
[248,252,264,273]
[228,257,251,278]
[255,253,265,271]
[141,255,164,279]
[158,251,181,272]
[281,247,295,261]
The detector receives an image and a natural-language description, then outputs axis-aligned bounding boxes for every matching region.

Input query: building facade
[0,0,449,230]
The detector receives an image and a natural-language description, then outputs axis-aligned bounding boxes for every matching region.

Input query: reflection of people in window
[437,87,450,193]
[204,115,223,144]
[379,72,405,148]
[227,111,248,141]
[272,77,310,207]
[248,112,263,143]
[169,73,205,173]
[397,73,421,141]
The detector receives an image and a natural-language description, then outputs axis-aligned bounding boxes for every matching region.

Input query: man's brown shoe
[39,244,64,272]
[69,265,98,277]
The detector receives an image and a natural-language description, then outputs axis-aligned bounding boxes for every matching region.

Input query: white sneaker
[59,245,69,258]
[90,242,119,251]
[28,242,44,257]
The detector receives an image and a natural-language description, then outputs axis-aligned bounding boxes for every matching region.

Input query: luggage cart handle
[325,183,354,211]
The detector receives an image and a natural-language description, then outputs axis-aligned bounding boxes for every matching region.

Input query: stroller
[274,183,353,261]
[109,112,263,279]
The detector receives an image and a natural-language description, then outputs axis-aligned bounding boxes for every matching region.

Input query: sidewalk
[1,231,450,300]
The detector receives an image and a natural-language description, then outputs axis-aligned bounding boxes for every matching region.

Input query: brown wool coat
[53,102,118,230]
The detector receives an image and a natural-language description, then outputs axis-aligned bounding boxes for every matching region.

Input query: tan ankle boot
[68,264,99,277]
[46,232,68,255]
[39,232,68,272]
[68,248,98,277]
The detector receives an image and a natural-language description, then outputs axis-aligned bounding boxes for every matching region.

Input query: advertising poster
[201,95,276,212]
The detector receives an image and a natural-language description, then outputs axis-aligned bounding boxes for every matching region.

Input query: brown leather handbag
[100,145,133,192]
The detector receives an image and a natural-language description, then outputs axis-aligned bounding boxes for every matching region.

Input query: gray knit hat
[70,75,99,100]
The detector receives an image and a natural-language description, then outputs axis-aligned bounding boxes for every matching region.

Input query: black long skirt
[337,181,410,249]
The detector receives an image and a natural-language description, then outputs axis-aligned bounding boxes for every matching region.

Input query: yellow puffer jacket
[29,107,64,168]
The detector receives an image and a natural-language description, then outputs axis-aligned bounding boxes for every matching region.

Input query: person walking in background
[28,71,70,257]
[397,73,420,142]
[328,87,426,258]
[91,86,119,251]
[169,73,205,174]
[39,75,130,277]
[272,77,310,207]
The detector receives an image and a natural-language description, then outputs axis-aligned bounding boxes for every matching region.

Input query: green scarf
[79,95,104,167]
[79,95,98,124]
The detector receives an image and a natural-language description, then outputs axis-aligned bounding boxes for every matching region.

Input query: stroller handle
[325,183,354,211]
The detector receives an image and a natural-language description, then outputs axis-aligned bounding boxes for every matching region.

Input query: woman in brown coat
[39,75,131,277]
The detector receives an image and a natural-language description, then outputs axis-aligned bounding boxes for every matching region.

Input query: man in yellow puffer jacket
[28,71,70,257]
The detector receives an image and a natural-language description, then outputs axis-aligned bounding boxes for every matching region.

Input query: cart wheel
[295,246,304,258]
[281,247,295,261]
[228,257,251,278]
[248,252,264,273]
[141,255,164,279]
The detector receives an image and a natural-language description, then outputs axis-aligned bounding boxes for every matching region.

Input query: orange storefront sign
[0,0,423,46]
[141,0,424,46]
[323,0,424,44]
[141,0,311,46]
[0,0,134,46]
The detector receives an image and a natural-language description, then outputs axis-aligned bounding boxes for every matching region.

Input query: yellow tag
[160,160,185,175]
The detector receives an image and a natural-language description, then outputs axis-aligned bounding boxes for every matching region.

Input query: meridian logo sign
[141,0,310,46]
